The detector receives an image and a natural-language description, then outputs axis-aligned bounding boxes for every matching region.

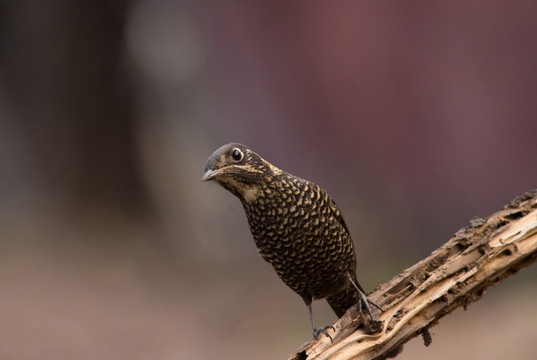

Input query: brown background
[0,1,536,359]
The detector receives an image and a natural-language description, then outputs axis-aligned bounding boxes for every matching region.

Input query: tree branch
[288,190,537,360]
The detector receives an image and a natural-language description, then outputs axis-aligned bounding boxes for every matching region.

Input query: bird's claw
[313,325,335,342]
[368,298,383,311]
[357,295,383,317]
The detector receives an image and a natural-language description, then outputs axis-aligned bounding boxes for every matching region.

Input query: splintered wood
[288,190,537,360]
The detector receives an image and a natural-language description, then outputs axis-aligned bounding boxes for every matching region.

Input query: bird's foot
[367,298,383,311]
[357,295,383,318]
[312,325,335,342]
[346,272,383,320]
[357,292,375,320]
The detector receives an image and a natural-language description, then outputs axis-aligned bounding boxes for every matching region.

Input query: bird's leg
[347,273,382,320]
[308,304,334,342]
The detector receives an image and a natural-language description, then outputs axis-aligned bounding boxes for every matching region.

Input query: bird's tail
[326,277,364,318]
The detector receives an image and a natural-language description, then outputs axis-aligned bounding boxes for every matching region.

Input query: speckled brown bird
[202,143,379,340]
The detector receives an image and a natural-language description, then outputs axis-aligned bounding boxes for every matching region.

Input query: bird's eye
[232,149,243,161]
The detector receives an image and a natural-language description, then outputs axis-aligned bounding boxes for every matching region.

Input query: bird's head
[202,143,280,199]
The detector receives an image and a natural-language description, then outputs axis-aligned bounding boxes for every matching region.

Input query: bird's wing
[328,196,352,237]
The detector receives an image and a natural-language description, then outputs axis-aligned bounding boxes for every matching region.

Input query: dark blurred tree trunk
[0,1,149,221]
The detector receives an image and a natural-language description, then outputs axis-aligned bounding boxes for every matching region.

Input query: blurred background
[0,1,536,359]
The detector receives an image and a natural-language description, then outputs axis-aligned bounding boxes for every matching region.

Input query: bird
[202,143,379,340]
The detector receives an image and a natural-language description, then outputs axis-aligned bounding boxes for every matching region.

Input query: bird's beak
[202,165,234,182]
[202,169,217,182]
